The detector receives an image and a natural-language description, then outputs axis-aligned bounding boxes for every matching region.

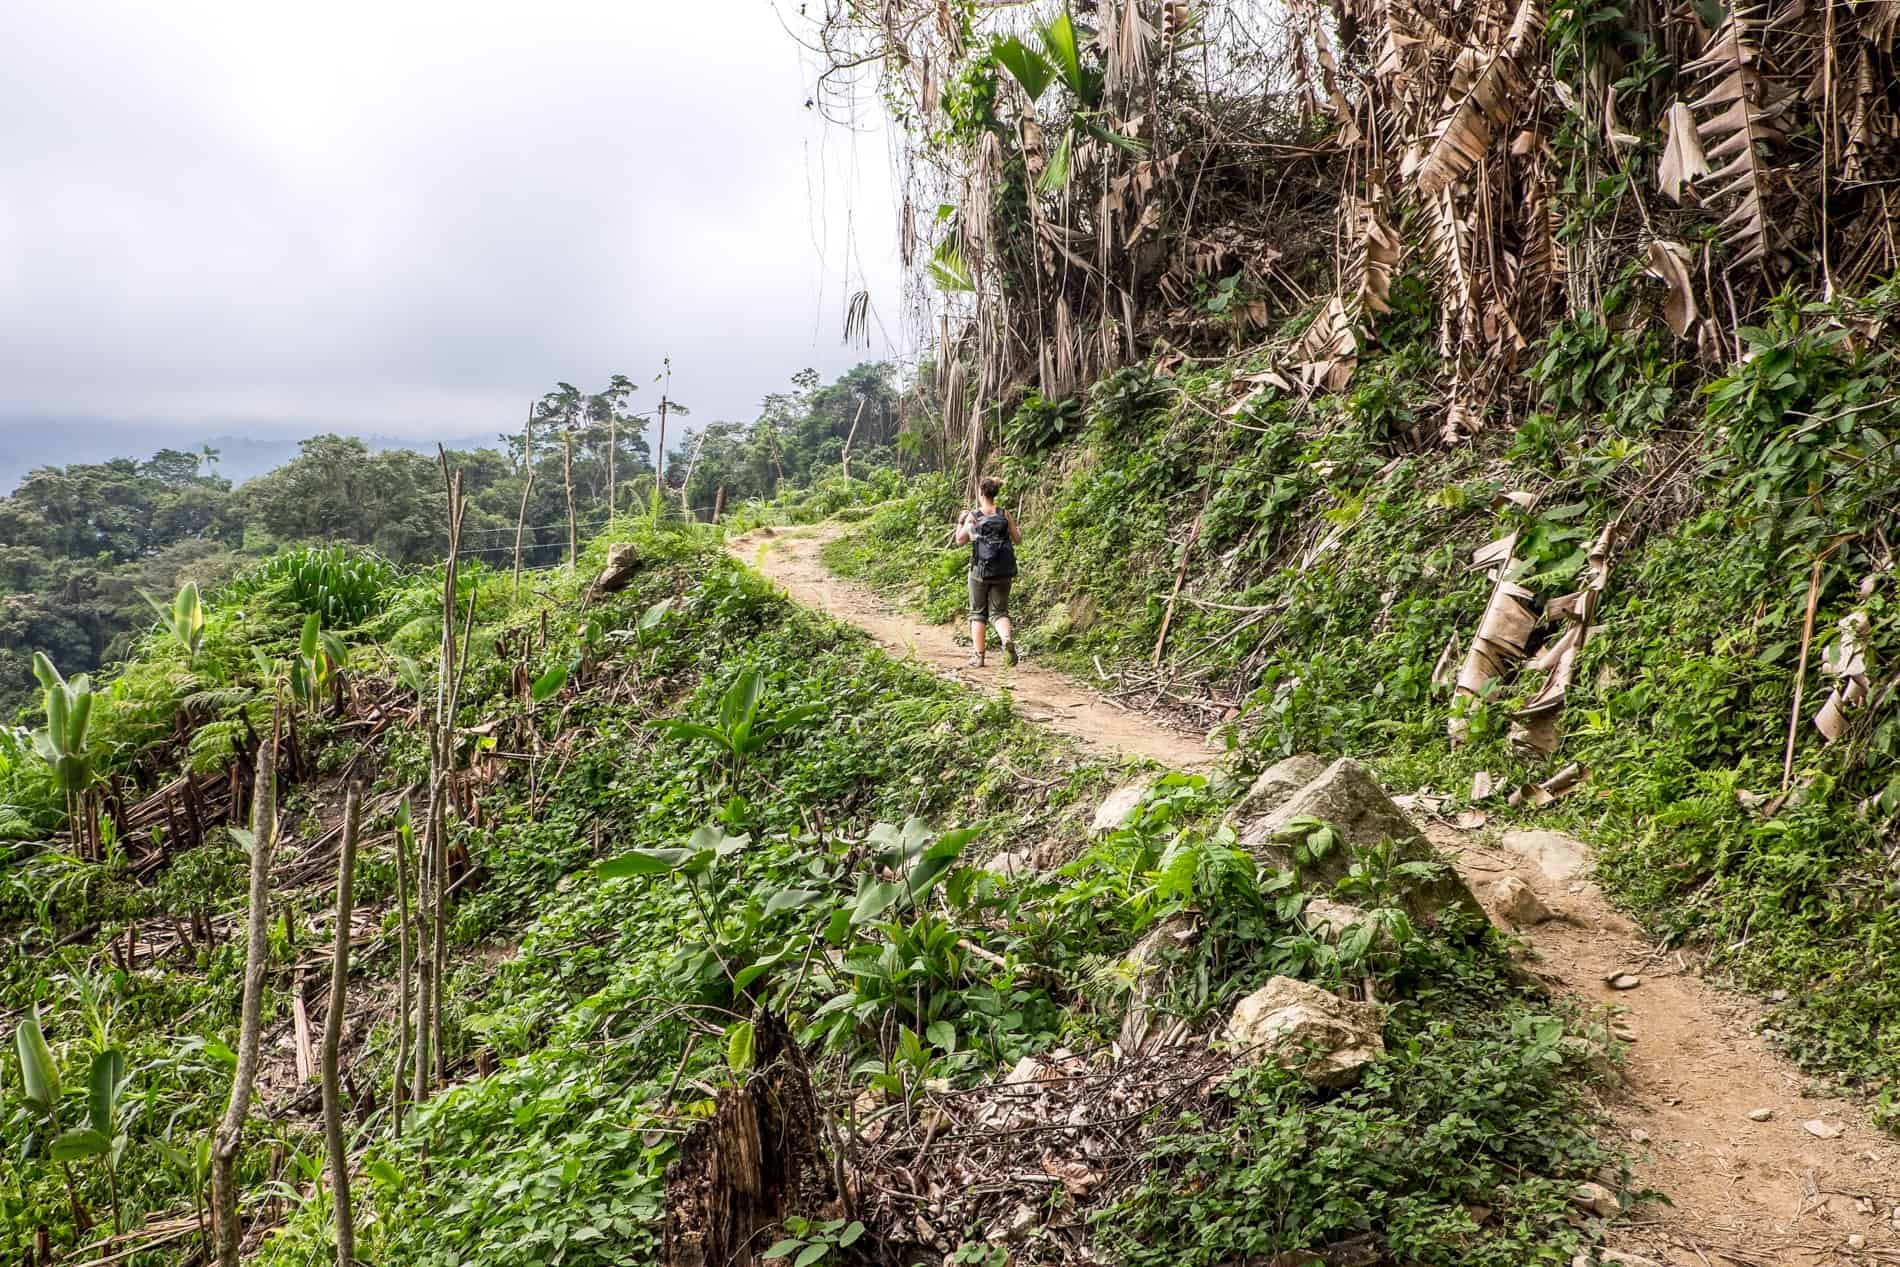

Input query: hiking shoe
[966,654,985,668]
[1004,641,1018,667]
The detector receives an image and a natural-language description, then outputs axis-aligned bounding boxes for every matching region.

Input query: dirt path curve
[728,524,1217,771]
[731,523,1900,1267]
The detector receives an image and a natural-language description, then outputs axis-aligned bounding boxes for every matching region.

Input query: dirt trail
[731,523,1900,1267]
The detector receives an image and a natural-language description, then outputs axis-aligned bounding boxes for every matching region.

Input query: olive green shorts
[969,573,1013,622]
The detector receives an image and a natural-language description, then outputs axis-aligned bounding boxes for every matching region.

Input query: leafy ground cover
[828,280,1900,1125]
[2,507,1620,1266]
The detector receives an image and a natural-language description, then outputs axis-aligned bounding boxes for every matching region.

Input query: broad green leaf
[14,1007,59,1110]
[651,719,731,750]
[925,1021,957,1054]
[637,597,674,633]
[794,1244,828,1267]
[88,1048,124,1136]
[838,1221,864,1247]
[32,651,62,692]
[596,848,693,879]
[300,612,321,661]
[851,880,902,926]
[763,888,824,919]
[49,1127,111,1162]
[761,1242,802,1261]
[530,662,570,702]
[720,669,762,734]
[726,1020,756,1073]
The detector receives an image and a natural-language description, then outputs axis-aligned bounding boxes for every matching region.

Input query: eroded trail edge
[731,524,1900,1267]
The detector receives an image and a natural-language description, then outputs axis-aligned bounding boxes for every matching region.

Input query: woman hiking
[954,474,1023,668]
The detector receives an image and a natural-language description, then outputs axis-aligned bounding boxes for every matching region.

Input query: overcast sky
[0,0,904,466]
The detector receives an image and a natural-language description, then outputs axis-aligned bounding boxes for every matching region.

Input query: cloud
[0,0,903,448]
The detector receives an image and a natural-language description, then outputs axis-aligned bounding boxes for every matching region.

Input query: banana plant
[11,1005,91,1232]
[289,613,348,714]
[650,668,824,787]
[31,653,97,854]
[142,580,207,667]
[50,1047,130,1233]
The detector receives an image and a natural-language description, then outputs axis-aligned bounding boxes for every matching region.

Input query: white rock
[1091,777,1157,835]
[1568,1180,1619,1218]
[1803,1119,1842,1139]
[1747,1107,1774,1122]
[1497,829,1594,885]
[1301,896,1370,941]
[1219,975,1384,1088]
[1117,914,1200,1054]
[1486,875,1553,926]
[1848,1234,1867,1251]
[983,850,1032,880]
[1245,758,1483,925]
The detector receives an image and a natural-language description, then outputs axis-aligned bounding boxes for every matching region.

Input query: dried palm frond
[1687,5,1792,267]
[1514,522,1616,754]
[1644,240,1699,338]
[1814,611,1872,742]
[1657,99,1712,202]
[1451,532,1539,741]
[1297,296,1359,392]
[844,290,872,349]
[1347,188,1402,316]
[1415,0,1546,196]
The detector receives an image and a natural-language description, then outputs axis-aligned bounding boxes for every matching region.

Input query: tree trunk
[655,396,670,520]
[713,486,725,524]
[211,726,279,1267]
[608,415,618,521]
[841,396,867,483]
[321,787,361,1267]
[513,405,535,599]
[563,429,578,568]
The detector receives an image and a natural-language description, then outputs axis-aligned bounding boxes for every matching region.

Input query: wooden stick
[1152,507,1205,667]
[211,721,278,1267]
[321,787,360,1267]
[512,452,534,602]
[561,427,578,569]
[1783,553,1830,790]
[291,983,314,1085]
[391,796,412,1134]
[841,394,868,483]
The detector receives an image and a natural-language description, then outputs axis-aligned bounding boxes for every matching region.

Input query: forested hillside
[0,364,906,716]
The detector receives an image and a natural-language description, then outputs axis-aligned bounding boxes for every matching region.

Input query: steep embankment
[746,521,1900,1265]
[828,303,1900,1135]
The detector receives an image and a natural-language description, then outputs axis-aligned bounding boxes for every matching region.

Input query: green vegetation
[0,492,1621,1264]
[0,363,911,716]
[831,280,1900,1124]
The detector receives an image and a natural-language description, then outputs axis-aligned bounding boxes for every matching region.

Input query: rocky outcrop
[589,543,642,596]
[1485,875,1553,926]
[1232,757,1483,927]
[1497,828,1593,885]
[1117,914,1200,1053]
[1220,975,1384,1087]
[1090,777,1156,836]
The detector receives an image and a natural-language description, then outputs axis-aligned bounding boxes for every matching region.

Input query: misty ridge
[0,424,496,492]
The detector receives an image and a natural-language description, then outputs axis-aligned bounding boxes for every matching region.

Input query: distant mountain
[0,420,499,491]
